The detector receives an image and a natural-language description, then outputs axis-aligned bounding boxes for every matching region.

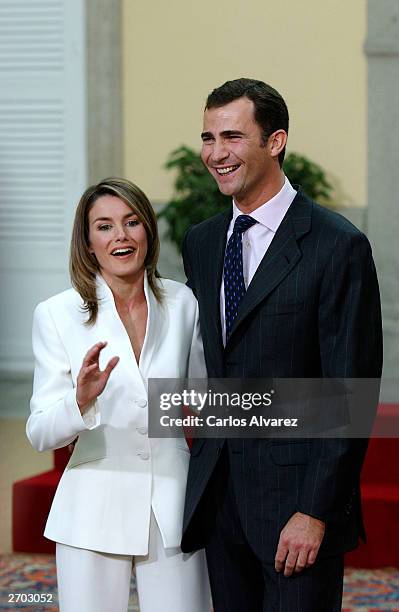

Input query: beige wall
[122,0,366,208]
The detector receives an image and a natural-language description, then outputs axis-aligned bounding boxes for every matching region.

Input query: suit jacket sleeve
[187,300,207,379]
[182,227,196,295]
[297,230,383,521]
[27,301,100,452]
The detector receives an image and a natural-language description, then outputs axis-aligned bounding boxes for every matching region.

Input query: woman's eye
[98,224,111,231]
[127,219,139,227]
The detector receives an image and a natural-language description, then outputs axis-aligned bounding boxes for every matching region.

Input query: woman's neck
[101,269,146,312]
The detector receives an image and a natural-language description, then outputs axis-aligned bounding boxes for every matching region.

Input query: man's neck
[235,172,285,214]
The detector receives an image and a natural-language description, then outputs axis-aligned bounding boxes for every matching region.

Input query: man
[181,79,383,611]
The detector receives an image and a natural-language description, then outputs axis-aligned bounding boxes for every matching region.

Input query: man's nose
[211,140,229,163]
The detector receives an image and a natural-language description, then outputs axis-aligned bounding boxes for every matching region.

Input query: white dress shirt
[220,176,297,344]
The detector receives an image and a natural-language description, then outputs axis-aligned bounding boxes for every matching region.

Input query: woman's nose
[115,225,129,241]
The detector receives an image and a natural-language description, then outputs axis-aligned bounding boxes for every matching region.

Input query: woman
[27,178,211,612]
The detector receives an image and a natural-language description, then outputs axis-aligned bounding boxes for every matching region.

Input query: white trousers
[56,513,211,612]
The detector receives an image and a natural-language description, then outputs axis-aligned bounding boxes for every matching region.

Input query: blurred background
[0,0,398,606]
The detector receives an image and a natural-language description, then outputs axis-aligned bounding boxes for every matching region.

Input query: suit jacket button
[137,426,148,435]
[138,452,150,460]
[137,399,147,408]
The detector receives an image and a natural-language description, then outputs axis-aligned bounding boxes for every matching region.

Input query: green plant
[158,146,333,252]
[158,146,229,250]
[282,152,333,204]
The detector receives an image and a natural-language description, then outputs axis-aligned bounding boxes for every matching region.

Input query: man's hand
[274,512,325,577]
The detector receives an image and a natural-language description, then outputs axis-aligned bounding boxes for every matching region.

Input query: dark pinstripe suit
[181,190,383,611]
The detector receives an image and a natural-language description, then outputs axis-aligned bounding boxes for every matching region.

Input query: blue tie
[224,215,257,340]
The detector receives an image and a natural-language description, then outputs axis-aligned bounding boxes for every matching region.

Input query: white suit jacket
[27,273,206,555]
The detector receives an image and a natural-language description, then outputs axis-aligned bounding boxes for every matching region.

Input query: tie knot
[233,214,257,235]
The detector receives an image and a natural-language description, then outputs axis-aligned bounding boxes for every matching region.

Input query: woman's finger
[82,341,107,367]
[103,356,120,379]
[81,362,99,375]
[78,361,98,378]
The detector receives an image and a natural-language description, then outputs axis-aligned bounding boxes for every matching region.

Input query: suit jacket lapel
[197,208,232,364]
[226,191,312,343]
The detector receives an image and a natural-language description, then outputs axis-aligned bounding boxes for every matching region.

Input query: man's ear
[268,130,287,159]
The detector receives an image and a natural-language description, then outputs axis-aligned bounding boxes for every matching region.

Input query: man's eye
[127,220,139,227]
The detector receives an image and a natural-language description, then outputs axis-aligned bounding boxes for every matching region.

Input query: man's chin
[215,181,236,197]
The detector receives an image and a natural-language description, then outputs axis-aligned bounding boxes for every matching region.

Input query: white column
[366,0,399,400]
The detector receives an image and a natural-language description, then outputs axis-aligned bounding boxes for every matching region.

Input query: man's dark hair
[205,78,289,166]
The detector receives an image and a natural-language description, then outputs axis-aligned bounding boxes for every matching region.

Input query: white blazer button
[137,399,147,407]
[137,426,148,435]
[139,452,150,460]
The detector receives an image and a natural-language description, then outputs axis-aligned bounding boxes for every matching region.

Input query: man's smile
[215,164,241,175]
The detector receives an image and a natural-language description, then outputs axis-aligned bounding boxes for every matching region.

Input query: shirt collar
[232,176,296,232]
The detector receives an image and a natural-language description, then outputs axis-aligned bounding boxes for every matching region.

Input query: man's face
[201,97,275,208]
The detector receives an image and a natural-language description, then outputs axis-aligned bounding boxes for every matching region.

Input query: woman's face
[88,195,148,283]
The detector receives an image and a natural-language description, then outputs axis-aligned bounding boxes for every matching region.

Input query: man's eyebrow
[221,130,244,137]
[201,130,244,139]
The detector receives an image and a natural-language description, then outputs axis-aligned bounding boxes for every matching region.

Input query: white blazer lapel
[139,273,166,377]
[95,272,165,383]
[95,274,146,392]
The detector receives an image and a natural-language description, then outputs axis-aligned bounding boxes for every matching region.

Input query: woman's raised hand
[76,342,119,413]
